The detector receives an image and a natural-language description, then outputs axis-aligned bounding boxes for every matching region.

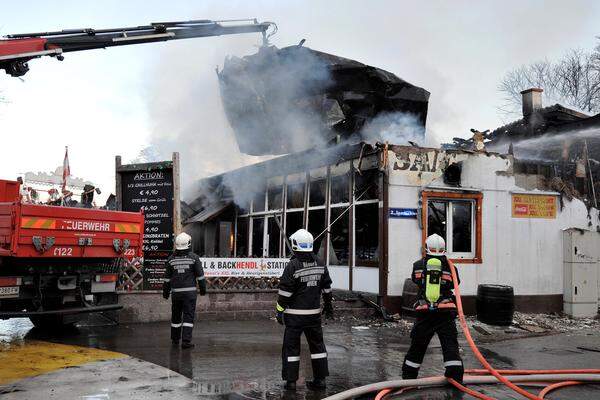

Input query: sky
[1,0,599,202]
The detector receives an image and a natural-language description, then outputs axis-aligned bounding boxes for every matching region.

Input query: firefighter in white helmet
[402,233,463,383]
[276,229,333,391]
[162,232,206,349]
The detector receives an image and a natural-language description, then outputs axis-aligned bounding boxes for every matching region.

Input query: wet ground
[1,316,600,399]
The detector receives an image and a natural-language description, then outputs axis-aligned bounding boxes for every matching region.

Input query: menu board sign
[119,162,176,290]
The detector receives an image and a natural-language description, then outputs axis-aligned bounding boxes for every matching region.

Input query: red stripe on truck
[0,277,21,286]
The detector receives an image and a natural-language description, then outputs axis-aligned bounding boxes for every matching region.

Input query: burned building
[183,142,600,315]
[218,45,430,155]
[453,88,600,207]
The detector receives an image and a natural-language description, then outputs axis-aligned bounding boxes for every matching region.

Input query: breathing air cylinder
[425,258,442,304]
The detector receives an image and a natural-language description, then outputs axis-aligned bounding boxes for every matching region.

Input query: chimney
[521,88,543,117]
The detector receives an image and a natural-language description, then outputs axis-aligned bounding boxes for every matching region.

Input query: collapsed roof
[218,45,430,155]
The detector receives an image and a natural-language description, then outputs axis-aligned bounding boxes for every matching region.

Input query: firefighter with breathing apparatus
[402,233,464,383]
[276,229,333,391]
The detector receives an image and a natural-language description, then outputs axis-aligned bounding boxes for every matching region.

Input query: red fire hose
[326,259,600,400]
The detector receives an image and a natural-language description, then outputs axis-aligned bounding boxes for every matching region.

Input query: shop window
[354,168,379,201]
[253,190,266,213]
[330,173,350,204]
[309,178,326,207]
[268,185,283,210]
[235,217,248,257]
[355,203,379,267]
[329,207,349,265]
[285,211,304,256]
[422,191,482,263]
[267,216,282,257]
[251,217,264,257]
[287,182,305,210]
[308,209,326,257]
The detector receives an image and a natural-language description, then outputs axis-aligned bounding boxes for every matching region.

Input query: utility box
[563,229,599,317]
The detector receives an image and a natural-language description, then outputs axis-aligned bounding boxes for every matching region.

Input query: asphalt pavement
[1,316,600,399]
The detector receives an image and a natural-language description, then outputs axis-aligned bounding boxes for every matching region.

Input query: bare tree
[499,45,600,117]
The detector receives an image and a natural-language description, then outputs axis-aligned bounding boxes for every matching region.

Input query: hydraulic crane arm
[0,19,277,77]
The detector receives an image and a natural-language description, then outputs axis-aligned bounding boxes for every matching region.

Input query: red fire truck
[0,179,144,327]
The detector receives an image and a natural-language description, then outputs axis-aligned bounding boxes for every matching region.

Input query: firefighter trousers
[402,311,463,382]
[171,290,197,344]
[282,324,329,382]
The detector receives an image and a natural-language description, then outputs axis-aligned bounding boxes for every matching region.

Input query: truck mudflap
[0,303,122,319]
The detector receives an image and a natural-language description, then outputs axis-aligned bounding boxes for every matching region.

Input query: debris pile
[512,312,599,333]
[218,45,430,155]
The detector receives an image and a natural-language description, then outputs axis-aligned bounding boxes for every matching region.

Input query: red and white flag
[62,146,70,192]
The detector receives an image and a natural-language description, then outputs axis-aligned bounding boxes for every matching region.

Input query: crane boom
[0,19,277,77]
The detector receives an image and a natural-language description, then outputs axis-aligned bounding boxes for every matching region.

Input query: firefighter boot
[306,379,326,391]
[284,381,296,391]
[181,341,195,349]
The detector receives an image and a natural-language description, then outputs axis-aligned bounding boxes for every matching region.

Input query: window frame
[421,191,483,264]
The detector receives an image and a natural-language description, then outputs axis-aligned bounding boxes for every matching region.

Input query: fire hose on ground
[323,260,600,400]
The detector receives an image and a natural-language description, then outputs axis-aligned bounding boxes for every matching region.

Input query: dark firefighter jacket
[411,255,460,306]
[277,253,332,327]
[163,250,206,295]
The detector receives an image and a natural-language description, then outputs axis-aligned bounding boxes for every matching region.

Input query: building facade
[184,142,600,314]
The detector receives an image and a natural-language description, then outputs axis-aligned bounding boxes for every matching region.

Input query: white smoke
[360,112,439,147]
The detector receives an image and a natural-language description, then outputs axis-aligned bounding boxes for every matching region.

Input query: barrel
[401,278,420,316]
[476,284,515,326]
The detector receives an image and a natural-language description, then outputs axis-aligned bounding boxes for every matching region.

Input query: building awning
[184,201,232,224]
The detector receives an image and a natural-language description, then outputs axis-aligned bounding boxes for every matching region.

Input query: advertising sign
[512,194,557,219]
[200,258,289,278]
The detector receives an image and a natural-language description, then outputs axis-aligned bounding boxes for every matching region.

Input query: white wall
[329,266,350,291]
[386,149,599,297]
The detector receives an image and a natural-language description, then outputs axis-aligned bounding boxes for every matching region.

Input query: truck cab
[0,179,144,328]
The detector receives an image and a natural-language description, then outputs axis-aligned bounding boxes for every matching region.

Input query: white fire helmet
[175,232,192,251]
[425,233,446,256]
[290,229,314,253]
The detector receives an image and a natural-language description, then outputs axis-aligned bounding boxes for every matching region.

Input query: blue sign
[389,208,418,219]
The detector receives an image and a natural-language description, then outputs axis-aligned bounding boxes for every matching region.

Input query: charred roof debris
[450,88,600,210]
[217,44,430,156]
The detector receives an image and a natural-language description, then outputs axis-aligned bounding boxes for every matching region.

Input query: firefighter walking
[162,232,206,349]
[402,234,464,383]
[276,229,334,391]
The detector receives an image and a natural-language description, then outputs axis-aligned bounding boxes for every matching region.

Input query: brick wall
[117,290,372,323]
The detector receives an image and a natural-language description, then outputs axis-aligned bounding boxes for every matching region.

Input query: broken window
[251,217,264,257]
[329,207,349,265]
[253,190,266,213]
[308,209,326,258]
[285,211,304,257]
[354,168,379,201]
[451,201,473,253]
[426,198,475,257]
[286,180,305,210]
[427,201,447,239]
[235,217,248,257]
[309,178,327,207]
[267,216,282,257]
[268,184,284,210]
[355,203,379,267]
[330,173,350,204]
